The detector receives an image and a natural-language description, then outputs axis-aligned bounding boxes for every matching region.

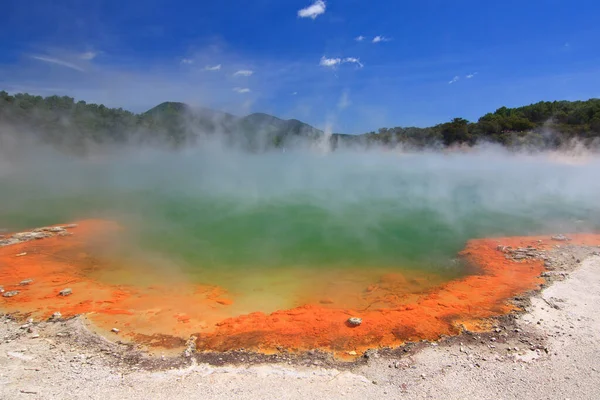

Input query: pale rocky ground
[1,254,599,399]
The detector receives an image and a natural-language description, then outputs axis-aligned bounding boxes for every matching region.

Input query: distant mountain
[144,101,189,116]
[140,102,324,150]
[144,102,237,122]
[1,91,599,153]
[236,113,323,149]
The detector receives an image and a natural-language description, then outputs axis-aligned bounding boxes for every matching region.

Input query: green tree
[441,118,470,146]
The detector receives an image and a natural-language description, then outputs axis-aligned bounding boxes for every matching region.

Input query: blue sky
[1,0,599,133]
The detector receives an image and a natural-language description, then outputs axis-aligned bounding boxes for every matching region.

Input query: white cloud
[233,70,254,77]
[319,56,363,69]
[79,51,97,60]
[355,35,365,42]
[343,57,363,68]
[372,36,390,43]
[204,64,222,71]
[319,56,341,68]
[448,76,460,84]
[298,0,326,20]
[31,55,85,72]
[292,92,298,95]
[466,72,478,79]
[233,87,251,94]
[181,58,194,64]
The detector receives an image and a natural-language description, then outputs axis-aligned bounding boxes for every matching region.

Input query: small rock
[13,231,50,241]
[59,288,72,296]
[183,335,197,357]
[111,328,120,334]
[347,350,357,356]
[16,252,27,257]
[551,234,570,242]
[30,333,40,339]
[347,317,362,326]
[34,226,66,233]
[51,312,62,320]
[3,291,19,298]
[19,279,34,286]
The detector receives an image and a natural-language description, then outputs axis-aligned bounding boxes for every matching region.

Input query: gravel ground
[1,251,599,399]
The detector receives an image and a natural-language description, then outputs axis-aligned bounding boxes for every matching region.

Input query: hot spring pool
[1,148,600,352]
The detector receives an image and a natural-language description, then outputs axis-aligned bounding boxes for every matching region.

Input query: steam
[1,137,599,276]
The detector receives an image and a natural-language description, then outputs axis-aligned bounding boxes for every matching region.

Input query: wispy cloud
[319,56,341,68]
[233,70,254,77]
[233,87,251,94]
[372,36,390,43]
[7,44,314,117]
[204,64,222,71]
[181,58,194,65]
[292,92,298,95]
[298,0,326,20]
[355,35,365,42]
[466,72,478,79]
[79,51,97,60]
[448,76,460,84]
[319,56,364,69]
[343,57,364,68]
[30,55,85,72]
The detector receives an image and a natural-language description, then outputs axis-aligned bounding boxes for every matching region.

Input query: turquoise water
[1,149,599,287]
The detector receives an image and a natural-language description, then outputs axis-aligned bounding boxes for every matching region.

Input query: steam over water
[1,147,600,314]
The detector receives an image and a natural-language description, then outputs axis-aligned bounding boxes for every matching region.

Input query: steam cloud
[1,132,599,275]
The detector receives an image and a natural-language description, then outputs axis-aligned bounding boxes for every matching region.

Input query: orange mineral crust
[1,220,598,356]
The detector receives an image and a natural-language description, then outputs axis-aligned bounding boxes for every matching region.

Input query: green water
[1,150,599,289]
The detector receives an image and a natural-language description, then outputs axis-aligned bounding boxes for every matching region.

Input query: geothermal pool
[1,149,600,353]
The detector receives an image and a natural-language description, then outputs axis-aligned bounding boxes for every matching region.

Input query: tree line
[359,99,600,149]
[2,90,599,152]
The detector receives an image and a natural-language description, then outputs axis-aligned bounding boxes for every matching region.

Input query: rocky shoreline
[2,227,600,398]
[0,224,77,248]
[1,240,597,366]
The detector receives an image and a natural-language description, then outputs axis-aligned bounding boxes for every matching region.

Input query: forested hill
[0,92,323,152]
[1,90,599,152]
[351,99,600,149]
